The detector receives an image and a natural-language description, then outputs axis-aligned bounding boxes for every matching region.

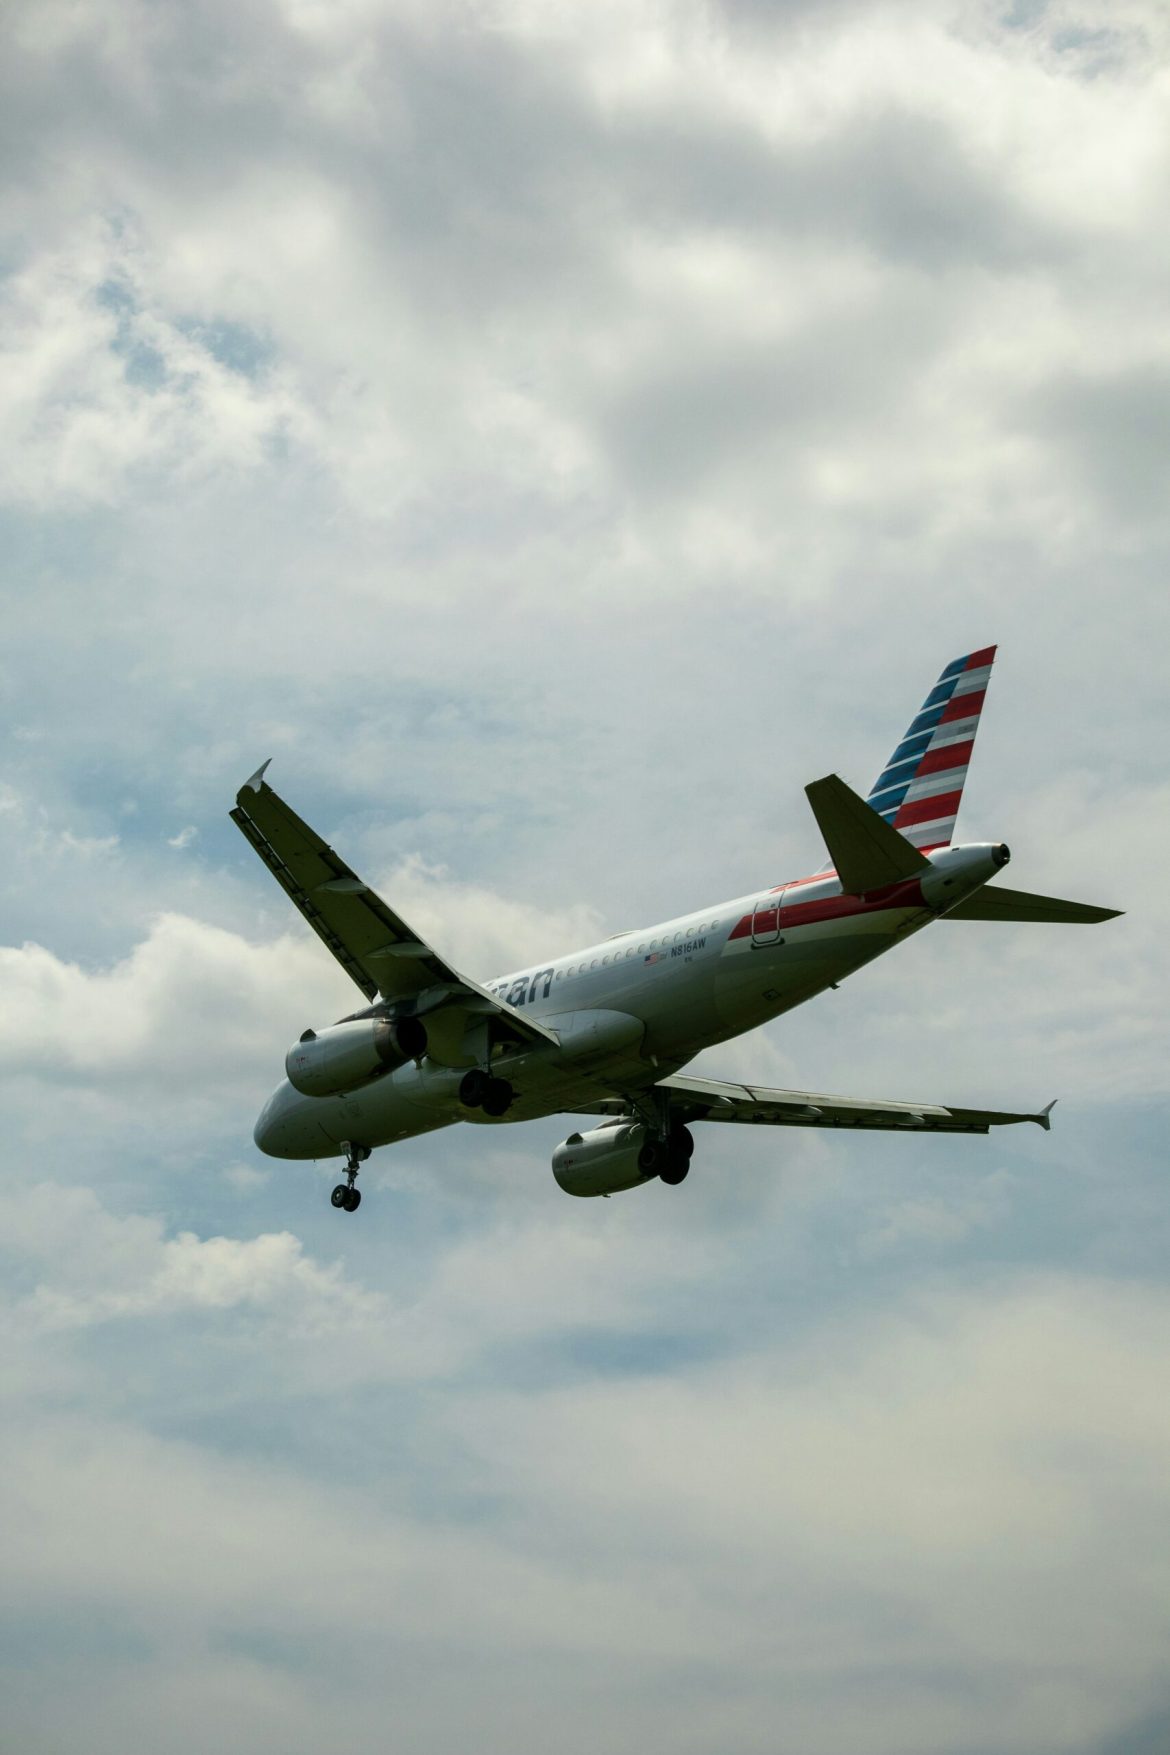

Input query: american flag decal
[864,646,996,852]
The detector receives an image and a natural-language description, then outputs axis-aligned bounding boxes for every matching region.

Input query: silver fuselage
[254,842,1005,1162]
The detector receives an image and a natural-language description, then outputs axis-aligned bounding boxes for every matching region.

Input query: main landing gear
[637,1124,694,1186]
[459,1068,515,1117]
[331,1140,370,1213]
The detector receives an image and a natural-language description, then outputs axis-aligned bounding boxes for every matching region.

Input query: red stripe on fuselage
[894,790,963,828]
[768,871,828,892]
[729,876,927,939]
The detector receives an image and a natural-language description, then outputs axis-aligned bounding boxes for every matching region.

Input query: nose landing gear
[331,1140,369,1213]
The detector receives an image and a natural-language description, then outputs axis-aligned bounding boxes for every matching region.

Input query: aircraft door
[751,888,786,947]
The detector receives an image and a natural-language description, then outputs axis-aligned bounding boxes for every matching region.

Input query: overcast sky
[2,2,1169,1751]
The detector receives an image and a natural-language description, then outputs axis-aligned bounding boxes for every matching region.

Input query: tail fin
[866,646,997,851]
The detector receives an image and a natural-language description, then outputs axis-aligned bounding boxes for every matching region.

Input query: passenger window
[591,959,598,969]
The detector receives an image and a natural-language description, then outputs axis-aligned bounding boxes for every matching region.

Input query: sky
[1,1,1169,1750]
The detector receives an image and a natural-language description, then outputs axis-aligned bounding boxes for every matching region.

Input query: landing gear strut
[459,1069,514,1117]
[331,1140,369,1213]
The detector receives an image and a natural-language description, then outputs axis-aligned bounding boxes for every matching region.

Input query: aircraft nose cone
[252,1081,321,1160]
[253,1094,283,1157]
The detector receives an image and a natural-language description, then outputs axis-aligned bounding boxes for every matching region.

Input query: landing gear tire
[481,1078,513,1117]
[640,1126,694,1185]
[332,1140,369,1213]
[460,1068,491,1108]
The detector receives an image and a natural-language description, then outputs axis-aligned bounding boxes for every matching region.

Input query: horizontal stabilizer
[944,885,1122,924]
[806,774,929,895]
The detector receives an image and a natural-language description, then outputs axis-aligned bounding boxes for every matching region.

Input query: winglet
[240,758,272,796]
[1034,1099,1057,1132]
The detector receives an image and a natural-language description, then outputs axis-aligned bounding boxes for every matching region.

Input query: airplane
[234,646,1120,1212]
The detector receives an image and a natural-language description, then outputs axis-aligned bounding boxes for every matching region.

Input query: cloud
[0,856,608,1104]
[0,219,308,509]
[0,914,345,1092]
[221,1161,271,1192]
[2,2,1169,1750]
[440,1272,1170,1750]
[3,1181,388,1334]
[2,1260,1169,1753]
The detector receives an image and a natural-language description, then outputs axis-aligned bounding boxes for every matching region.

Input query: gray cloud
[1023,362,1170,519]
[2,1,1169,1749]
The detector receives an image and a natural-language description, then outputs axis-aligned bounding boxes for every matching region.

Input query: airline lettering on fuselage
[500,969,554,1008]
[494,939,707,1009]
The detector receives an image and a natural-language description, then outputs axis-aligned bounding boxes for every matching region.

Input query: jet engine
[552,1120,658,1198]
[284,1015,427,1098]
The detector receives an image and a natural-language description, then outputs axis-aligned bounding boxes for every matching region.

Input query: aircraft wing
[230,764,557,1047]
[582,1072,1055,1134]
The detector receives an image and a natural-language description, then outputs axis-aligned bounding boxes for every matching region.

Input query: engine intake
[285,1015,427,1098]
[552,1120,657,1198]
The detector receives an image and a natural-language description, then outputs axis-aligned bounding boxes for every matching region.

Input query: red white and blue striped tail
[866,646,997,851]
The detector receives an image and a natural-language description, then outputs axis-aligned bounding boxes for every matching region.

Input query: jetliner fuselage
[253,840,1008,1162]
[237,645,1119,1209]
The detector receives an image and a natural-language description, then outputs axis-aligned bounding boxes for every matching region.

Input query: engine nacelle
[552,1120,656,1198]
[284,1015,427,1098]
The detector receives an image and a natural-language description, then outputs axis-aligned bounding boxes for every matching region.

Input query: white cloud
[443,1272,1170,1751]
[0,857,607,1102]
[0,1182,383,1333]
[2,1261,1169,1753]
[0,914,346,1091]
[0,220,310,509]
[2,3,1169,1750]
[221,1160,272,1192]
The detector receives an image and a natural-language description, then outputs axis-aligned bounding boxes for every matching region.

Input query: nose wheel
[331,1141,369,1213]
